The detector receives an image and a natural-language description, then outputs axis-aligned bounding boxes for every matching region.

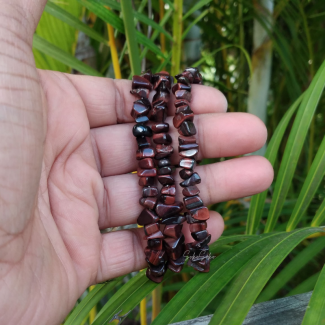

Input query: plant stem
[159,0,166,63]
[171,0,183,76]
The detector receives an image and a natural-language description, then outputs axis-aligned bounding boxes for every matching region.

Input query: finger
[99,156,273,229]
[64,74,227,128]
[96,211,224,282]
[91,112,267,177]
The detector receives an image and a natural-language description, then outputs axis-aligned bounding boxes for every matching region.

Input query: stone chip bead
[139,176,155,186]
[182,185,200,197]
[167,255,186,273]
[160,215,186,225]
[180,172,201,187]
[142,186,158,197]
[191,230,209,241]
[158,175,175,186]
[179,143,199,151]
[161,185,176,196]
[178,135,197,145]
[190,206,210,220]
[144,223,160,236]
[164,235,185,260]
[137,137,151,149]
[133,124,153,137]
[178,121,197,136]
[179,168,194,180]
[130,88,150,99]
[148,104,166,122]
[136,147,155,160]
[145,247,166,266]
[184,195,204,210]
[137,208,159,226]
[179,149,198,159]
[132,75,153,90]
[149,262,166,277]
[138,158,155,169]
[180,158,196,170]
[173,106,194,128]
[139,197,158,210]
[174,90,192,102]
[146,268,164,283]
[158,166,175,175]
[131,99,151,119]
[153,133,172,145]
[156,201,184,218]
[152,122,169,134]
[189,221,207,232]
[148,238,163,250]
[155,144,174,159]
[160,195,175,205]
[163,224,183,239]
[158,158,171,168]
[137,167,157,177]
[172,82,191,93]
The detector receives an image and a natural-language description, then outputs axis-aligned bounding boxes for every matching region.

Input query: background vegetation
[33,0,325,324]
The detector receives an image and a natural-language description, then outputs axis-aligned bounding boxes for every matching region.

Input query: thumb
[0,0,47,233]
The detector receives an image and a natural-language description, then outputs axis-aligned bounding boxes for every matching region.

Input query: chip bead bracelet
[172,67,211,273]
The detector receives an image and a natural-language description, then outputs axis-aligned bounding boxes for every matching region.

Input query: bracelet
[172,68,211,273]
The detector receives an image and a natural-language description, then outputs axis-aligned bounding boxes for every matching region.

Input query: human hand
[0,1,273,324]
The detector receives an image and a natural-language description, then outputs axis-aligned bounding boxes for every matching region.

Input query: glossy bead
[183,185,200,197]
[141,70,153,82]
[191,230,209,241]
[153,90,170,105]
[133,124,152,137]
[153,133,172,145]
[179,143,199,152]
[158,166,174,175]
[144,223,160,236]
[189,221,207,232]
[158,158,171,168]
[160,195,175,204]
[160,215,186,225]
[146,268,164,283]
[137,136,150,149]
[135,116,149,124]
[175,89,192,101]
[175,104,192,115]
[131,100,150,119]
[172,82,191,93]
[138,158,154,169]
[184,195,204,210]
[149,262,166,277]
[176,76,190,86]
[179,168,194,180]
[146,230,164,240]
[190,206,210,220]
[152,72,172,90]
[179,149,198,158]
[163,224,183,239]
[142,186,158,197]
[148,238,163,250]
[180,173,201,187]
[149,104,166,122]
[173,109,194,128]
[176,71,194,83]
[186,212,202,224]
[167,255,185,273]
[164,235,185,259]
[139,177,155,186]
[167,264,182,273]
[161,185,176,196]
[152,122,169,133]
[179,121,196,136]
[179,158,196,170]
[145,247,166,266]
[155,144,174,159]
[156,201,184,218]
[139,197,157,210]
[188,258,210,273]
[185,243,209,257]
[192,234,211,248]
[136,147,155,160]
[137,167,157,177]
[130,88,150,99]
[132,75,153,90]
[158,175,175,186]
[137,209,159,225]
[175,99,190,108]
[178,135,197,145]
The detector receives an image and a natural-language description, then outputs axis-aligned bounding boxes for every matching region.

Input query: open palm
[0,1,273,324]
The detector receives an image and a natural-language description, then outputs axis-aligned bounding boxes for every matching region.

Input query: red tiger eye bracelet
[172,68,211,273]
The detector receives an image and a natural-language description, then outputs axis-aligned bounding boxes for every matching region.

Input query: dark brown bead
[188,258,210,273]
[153,72,172,90]
[160,215,186,225]
[155,144,174,159]
[164,235,185,259]
[183,185,200,196]
[167,256,185,273]
[178,135,197,145]
[148,238,163,250]
[160,195,175,205]
[137,137,151,149]
[145,247,166,266]
[140,197,158,210]
[133,124,152,137]
[137,167,157,177]
[131,100,150,119]
[190,206,209,220]
[179,158,196,170]
[172,82,191,94]
[185,243,209,257]
[158,158,171,168]
[191,234,211,248]
[139,177,155,187]
[144,223,160,236]
[189,221,207,232]
[149,104,166,122]
[179,168,194,180]
[146,268,164,283]
[130,88,150,99]
[176,76,190,86]
[141,70,153,82]
[137,208,159,225]
[158,175,175,186]
[153,133,172,145]
[176,70,194,83]
[167,264,182,273]
[179,143,199,151]
[173,109,194,128]
[175,89,192,101]
[152,123,169,133]
[153,90,170,105]
[163,224,183,239]
[179,149,198,158]
[148,262,166,277]
[161,185,176,196]
[158,166,175,175]
[138,158,154,169]
[180,173,201,187]
[135,116,149,124]
[184,195,204,210]
[191,230,209,241]
[175,104,192,115]
[142,186,158,197]
[175,99,190,108]
[156,201,184,218]
[178,121,196,136]
[132,75,153,90]
[146,230,164,240]
[136,147,155,160]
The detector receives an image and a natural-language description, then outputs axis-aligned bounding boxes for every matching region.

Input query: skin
[0,1,274,324]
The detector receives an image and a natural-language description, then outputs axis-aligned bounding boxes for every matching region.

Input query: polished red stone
[146,268,164,283]
[131,100,150,119]
[132,75,153,90]
[167,264,182,273]
[153,73,172,90]
[145,247,166,266]
[141,70,152,82]
[191,230,209,241]
[144,223,160,236]
[189,221,207,232]
[137,167,157,177]
[158,166,174,175]
[139,197,158,210]
[158,158,171,168]
[163,223,183,239]
[180,172,201,187]
[179,149,198,158]
[137,137,151,149]
[153,133,172,145]
[191,234,211,248]
[179,143,199,152]
[137,208,159,225]
[190,206,209,220]
[142,186,158,197]
[158,175,175,186]
[176,76,190,86]
[161,185,176,196]
[164,235,185,259]
[173,109,194,128]
[179,158,196,170]
[178,135,197,145]
[152,122,169,133]
[130,88,150,99]
[167,255,186,273]
[136,147,155,160]
[146,230,164,240]
[155,144,174,159]
[138,158,154,169]
[139,176,155,186]
[135,116,149,124]
[133,124,152,137]
[148,262,166,277]
[148,238,163,250]
[188,258,210,272]
[179,168,194,180]
[182,185,200,197]
[184,195,204,210]
[172,82,191,93]
[160,215,186,225]
[160,195,175,205]
[178,121,196,136]
[174,99,190,108]
[175,89,192,101]
[148,104,166,122]
[153,90,170,105]
[156,201,184,218]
